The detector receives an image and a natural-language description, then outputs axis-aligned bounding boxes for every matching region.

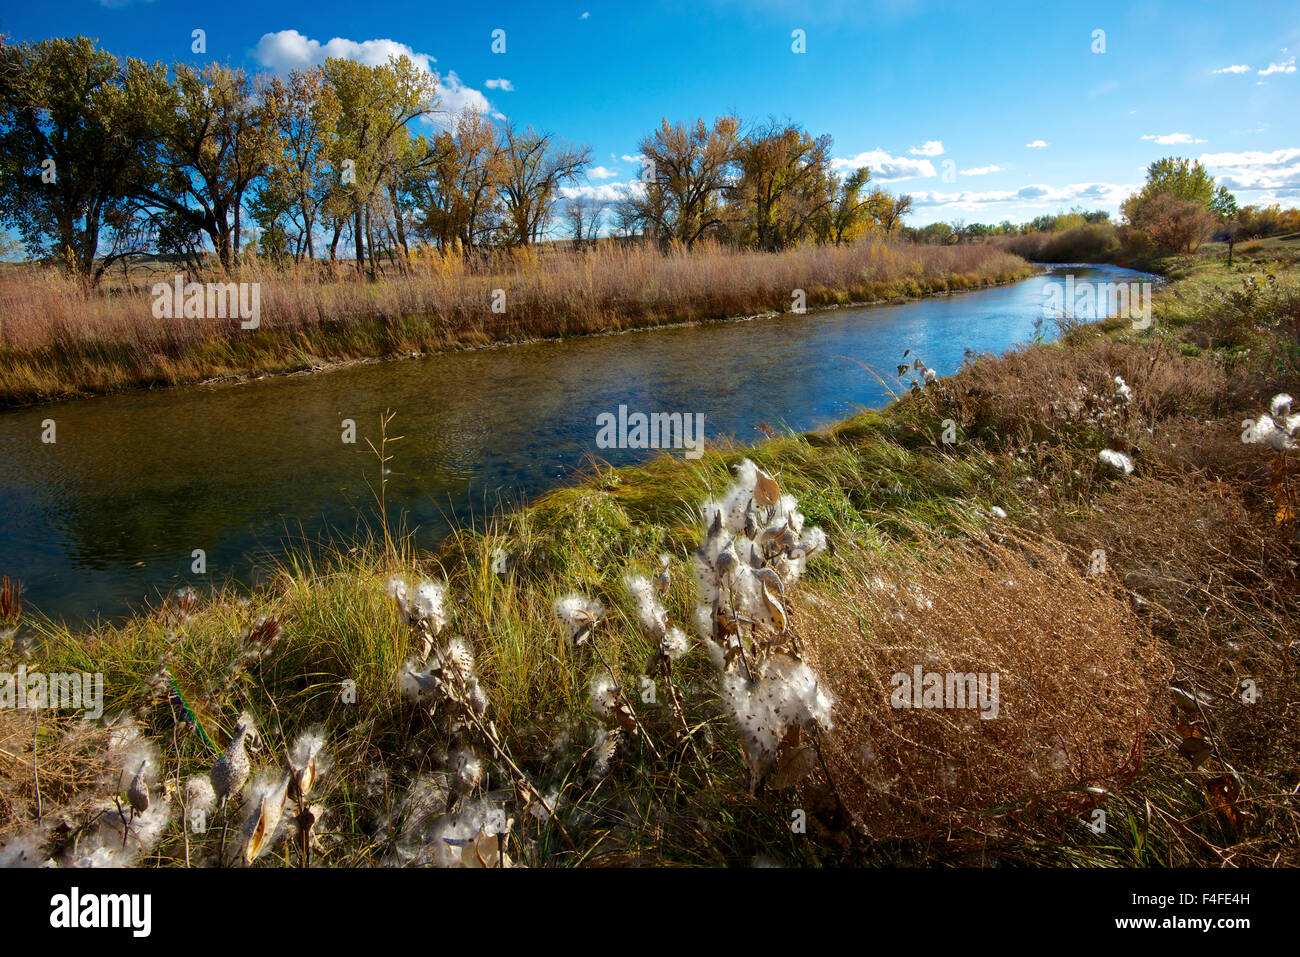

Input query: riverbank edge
[0,260,1041,411]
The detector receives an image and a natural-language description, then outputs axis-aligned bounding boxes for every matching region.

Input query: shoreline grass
[0,240,1033,408]
[2,249,1297,868]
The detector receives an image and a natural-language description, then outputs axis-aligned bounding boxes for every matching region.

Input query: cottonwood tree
[379,129,439,270]
[1129,193,1216,254]
[1122,156,1237,253]
[732,121,835,250]
[320,55,438,277]
[869,190,913,236]
[626,116,739,249]
[498,121,591,246]
[824,166,875,244]
[130,65,273,272]
[0,36,169,282]
[417,110,505,252]
[255,68,332,262]
[1126,157,1237,218]
[563,195,605,250]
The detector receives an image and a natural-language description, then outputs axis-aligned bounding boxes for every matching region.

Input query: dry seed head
[589,673,620,718]
[388,576,410,617]
[288,730,326,798]
[662,625,690,660]
[626,573,668,639]
[1099,449,1135,474]
[441,637,475,683]
[240,774,290,864]
[413,580,448,633]
[554,593,604,644]
[126,759,150,814]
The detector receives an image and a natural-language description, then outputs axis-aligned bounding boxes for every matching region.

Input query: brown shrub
[997,223,1123,263]
[923,338,1228,448]
[1056,473,1277,636]
[798,530,1169,841]
[1054,470,1300,805]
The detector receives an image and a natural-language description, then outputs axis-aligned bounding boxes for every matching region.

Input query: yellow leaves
[1276,506,1294,525]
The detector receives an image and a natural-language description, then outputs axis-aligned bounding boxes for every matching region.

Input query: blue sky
[2,0,1298,226]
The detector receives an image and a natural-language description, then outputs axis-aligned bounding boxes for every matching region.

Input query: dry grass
[923,336,1228,449]
[799,530,1169,843]
[0,240,1032,405]
[0,710,114,839]
[1051,470,1300,862]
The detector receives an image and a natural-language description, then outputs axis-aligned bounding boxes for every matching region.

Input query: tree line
[908,158,1298,259]
[0,36,913,285]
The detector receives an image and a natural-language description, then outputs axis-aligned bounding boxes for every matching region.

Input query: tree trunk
[365,206,377,279]
[233,191,243,268]
[388,184,410,269]
[354,205,365,278]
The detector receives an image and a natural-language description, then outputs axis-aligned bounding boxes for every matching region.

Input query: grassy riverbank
[1,248,1297,868]
[0,241,1032,408]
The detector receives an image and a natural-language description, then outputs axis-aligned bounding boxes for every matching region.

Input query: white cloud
[831,148,935,182]
[910,180,1136,212]
[1025,139,1048,149]
[908,140,944,157]
[561,181,639,203]
[254,29,434,73]
[1259,56,1296,75]
[1200,147,1300,193]
[960,165,1004,176]
[252,30,490,122]
[580,10,591,18]
[437,71,492,118]
[485,78,514,91]
[588,166,620,179]
[1141,133,1206,145]
[1212,64,1251,74]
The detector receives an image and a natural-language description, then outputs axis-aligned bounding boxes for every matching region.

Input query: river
[0,263,1155,625]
